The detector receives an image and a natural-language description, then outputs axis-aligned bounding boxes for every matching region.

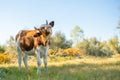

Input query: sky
[0,0,120,45]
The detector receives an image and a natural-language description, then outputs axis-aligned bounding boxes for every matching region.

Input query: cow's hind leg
[16,47,22,70]
[23,53,28,69]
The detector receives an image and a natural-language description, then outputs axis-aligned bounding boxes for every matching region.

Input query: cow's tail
[15,30,22,42]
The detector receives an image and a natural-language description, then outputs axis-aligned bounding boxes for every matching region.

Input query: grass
[0,54,120,80]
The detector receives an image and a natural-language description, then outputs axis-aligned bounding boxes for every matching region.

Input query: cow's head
[45,20,54,35]
[34,20,54,37]
[34,26,46,37]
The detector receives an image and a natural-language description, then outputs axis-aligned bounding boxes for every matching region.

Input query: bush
[87,44,113,57]
[63,48,84,57]
[0,53,11,64]
[0,46,5,53]
[101,46,113,56]
[55,48,64,56]
[48,49,55,56]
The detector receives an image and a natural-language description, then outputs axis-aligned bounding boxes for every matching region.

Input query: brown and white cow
[15,21,54,74]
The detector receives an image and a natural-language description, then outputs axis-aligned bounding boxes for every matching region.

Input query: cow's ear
[49,21,54,27]
[34,31,42,37]
[34,27,39,30]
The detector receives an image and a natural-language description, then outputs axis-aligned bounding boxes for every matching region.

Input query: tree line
[0,25,120,60]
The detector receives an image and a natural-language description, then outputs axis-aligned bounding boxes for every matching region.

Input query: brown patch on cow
[25,30,38,37]
[15,30,37,41]
[16,27,48,51]
[19,36,34,51]
[46,31,50,36]
[33,35,47,49]
[37,35,46,46]
[20,30,30,37]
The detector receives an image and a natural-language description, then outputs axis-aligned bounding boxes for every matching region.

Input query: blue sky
[0,0,120,44]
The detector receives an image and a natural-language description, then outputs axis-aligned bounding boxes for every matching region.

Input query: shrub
[63,48,84,57]
[101,46,113,56]
[0,53,11,64]
[5,46,17,58]
[56,48,64,56]
[48,49,55,56]
[0,46,5,53]
[87,44,113,57]
[117,46,120,54]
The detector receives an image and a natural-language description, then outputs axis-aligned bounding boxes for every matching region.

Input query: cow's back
[16,30,37,51]
[16,29,47,51]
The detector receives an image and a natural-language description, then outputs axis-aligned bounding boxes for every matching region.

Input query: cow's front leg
[43,46,49,71]
[43,55,48,71]
[35,50,41,75]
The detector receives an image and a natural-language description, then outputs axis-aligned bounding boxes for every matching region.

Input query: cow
[15,21,54,74]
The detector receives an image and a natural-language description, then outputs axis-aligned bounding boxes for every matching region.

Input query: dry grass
[0,54,120,80]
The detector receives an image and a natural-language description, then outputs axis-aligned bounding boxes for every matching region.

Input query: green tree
[77,37,113,57]
[116,20,120,29]
[0,45,6,53]
[50,31,72,50]
[116,20,120,43]
[108,36,119,54]
[76,38,89,54]
[116,19,120,53]
[70,25,84,47]
[5,36,17,58]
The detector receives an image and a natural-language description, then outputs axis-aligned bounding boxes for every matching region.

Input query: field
[0,54,120,80]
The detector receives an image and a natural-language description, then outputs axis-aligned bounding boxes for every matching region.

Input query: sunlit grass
[0,54,120,80]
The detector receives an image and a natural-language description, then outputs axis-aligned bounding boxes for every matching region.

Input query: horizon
[0,0,120,45]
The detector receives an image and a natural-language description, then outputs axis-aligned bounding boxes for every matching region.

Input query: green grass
[0,56,120,80]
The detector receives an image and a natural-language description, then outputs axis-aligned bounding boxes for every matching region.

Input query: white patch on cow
[36,30,39,33]
[16,31,21,48]
[44,45,49,71]
[16,31,22,70]
[35,45,49,72]
[35,46,41,74]
[39,46,46,57]
[23,53,28,69]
